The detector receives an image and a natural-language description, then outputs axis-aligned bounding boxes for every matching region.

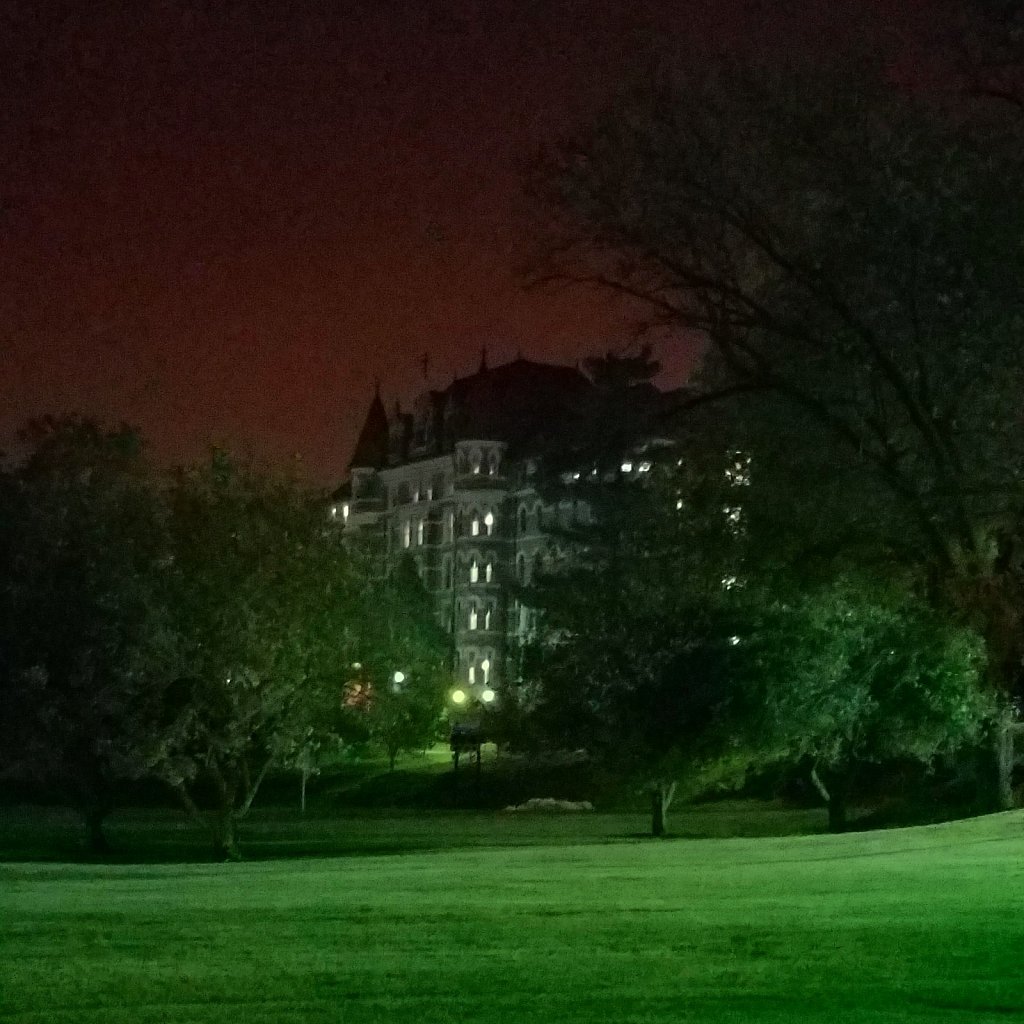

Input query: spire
[349,385,389,470]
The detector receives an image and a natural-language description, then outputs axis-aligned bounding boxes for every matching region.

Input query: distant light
[342,503,350,521]
[451,688,467,705]
[330,505,338,518]
[621,461,633,473]
[637,460,652,473]
[675,498,684,510]
[352,662,362,670]
[392,670,406,684]
[729,636,741,646]
[480,688,496,703]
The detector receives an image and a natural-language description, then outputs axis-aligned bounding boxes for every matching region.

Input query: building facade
[332,356,672,693]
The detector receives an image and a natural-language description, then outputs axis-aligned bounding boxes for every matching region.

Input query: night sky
[1,1,927,482]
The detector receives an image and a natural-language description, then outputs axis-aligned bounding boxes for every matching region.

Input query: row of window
[456,447,501,477]
[400,509,497,549]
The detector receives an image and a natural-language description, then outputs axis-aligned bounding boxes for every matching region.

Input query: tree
[0,418,178,852]
[727,577,992,832]
[339,556,450,772]
[515,464,742,836]
[530,56,1024,804]
[146,453,358,859]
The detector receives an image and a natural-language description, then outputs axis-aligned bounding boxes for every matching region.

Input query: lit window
[469,606,478,630]
[488,452,499,475]
[484,607,492,630]
[413,486,420,503]
[468,664,476,685]
[621,460,633,473]
[484,511,494,536]
[402,521,411,548]
[330,505,338,518]
[471,515,480,537]
[485,560,493,583]
[722,575,738,590]
[481,658,490,685]
[469,558,479,584]
[417,519,425,545]
[572,470,581,481]
[675,498,684,511]
[342,503,350,522]
[729,635,742,646]
[637,460,652,473]
[448,512,455,538]
[426,486,433,500]
[471,450,481,474]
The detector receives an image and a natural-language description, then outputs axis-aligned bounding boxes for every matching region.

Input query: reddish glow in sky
[1,1,924,481]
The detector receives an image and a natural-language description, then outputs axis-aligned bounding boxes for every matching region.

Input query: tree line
[0,417,449,859]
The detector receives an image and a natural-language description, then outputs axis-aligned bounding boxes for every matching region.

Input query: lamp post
[448,684,496,800]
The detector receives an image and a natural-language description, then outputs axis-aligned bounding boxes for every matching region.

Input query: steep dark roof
[349,391,390,469]
[442,358,591,455]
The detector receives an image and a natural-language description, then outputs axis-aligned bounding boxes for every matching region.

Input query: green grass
[3,812,1024,1023]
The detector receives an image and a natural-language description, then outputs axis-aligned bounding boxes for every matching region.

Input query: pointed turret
[349,385,389,469]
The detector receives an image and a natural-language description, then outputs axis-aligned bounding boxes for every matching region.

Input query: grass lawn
[3,812,1024,1023]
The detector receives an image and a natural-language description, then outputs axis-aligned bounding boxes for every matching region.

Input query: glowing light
[352,662,362,670]
[392,670,406,684]
[451,688,467,705]
[481,688,496,703]
[330,505,338,518]
[621,461,633,473]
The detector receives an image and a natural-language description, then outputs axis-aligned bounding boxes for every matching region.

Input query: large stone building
[332,356,672,694]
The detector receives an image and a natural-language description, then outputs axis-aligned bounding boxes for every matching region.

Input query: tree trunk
[993,710,1016,811]
[810,764,848,834]
[84,806,111,855]
[649,781,676,837]
[213,810,241,861]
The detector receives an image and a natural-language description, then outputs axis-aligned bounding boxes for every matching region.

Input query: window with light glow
[485,559,493,583]
[342,503,350,522]
[469,606,478,630]
[469,558,479,583]
[481,658,490,685]
[402,521,411,548]
[484,511,494,535]
[417,519,425,545]
[484,607,492,630]
[471,513,480,536]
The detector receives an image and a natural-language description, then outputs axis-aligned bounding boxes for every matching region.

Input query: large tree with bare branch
[529,57,1024,805]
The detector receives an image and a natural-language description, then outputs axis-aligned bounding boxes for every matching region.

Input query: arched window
[469,605,478,630]
[481,657,491,686]
[468,663,476,685]
[469,557,479,584]
[484,559,494,583]
[484,511,495,536]
[470,511,481,537]
[484,606,492,630]
[516,553,526,582]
